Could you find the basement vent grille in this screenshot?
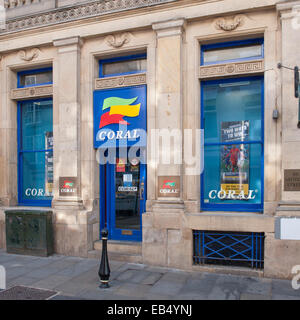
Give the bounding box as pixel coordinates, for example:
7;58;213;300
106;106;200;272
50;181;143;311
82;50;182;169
193;230;264;269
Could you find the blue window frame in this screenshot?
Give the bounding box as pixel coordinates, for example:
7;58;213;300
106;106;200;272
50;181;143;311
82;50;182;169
201;38;264;66
17;67;53;88
201;76;264;212
99;54;147;78
18;98;53;207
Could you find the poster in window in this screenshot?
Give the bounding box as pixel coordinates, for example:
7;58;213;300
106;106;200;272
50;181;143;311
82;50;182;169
45;131;53;196
220;121;250;196
116;158;126;173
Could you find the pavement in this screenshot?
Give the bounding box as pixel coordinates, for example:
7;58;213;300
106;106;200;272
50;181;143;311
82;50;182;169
0;249;300;300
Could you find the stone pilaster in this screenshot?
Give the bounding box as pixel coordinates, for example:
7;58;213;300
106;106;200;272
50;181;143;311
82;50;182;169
263;1;300;279
277;2;300;209
52;36;83;209
142;19;189;269
152;18;185;204
0;56;18;207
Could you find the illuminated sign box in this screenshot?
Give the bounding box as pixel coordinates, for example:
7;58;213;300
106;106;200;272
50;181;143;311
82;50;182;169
93;85;147;149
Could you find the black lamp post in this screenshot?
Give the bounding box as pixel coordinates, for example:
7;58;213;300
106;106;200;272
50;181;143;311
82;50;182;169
295;66;299;99
98;228;110;288
294;67;300;128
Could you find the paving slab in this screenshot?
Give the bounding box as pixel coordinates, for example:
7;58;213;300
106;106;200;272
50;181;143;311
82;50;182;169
115;283;151;299
271;279;300;297
1;250;299;300
116;269;137;282
240;277;272;296
181;276;217;296
240;293;271;300
77;288;112;300
271;294;300;300
56;260;99;278
53;267;102;296
144;293;177;300
140;272;163;285
214;274;251;298
5;266;33;281
108;260;127;272
176;292;209;300
50;295;86;300
7;276;40;288
149;279;186;297
159;271;189;284
30;275;74;290
23;266;65;280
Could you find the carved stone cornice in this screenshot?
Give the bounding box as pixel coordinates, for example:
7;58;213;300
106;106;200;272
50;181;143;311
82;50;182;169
152;18;186;38
214;15;245;32
95;73;146;90
11;84;53;100
105;32;132;48
18;48;40;61
199;60;264;79
1;0;178;35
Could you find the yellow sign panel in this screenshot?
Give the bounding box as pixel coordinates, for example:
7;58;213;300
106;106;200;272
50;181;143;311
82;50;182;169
221;184;249;195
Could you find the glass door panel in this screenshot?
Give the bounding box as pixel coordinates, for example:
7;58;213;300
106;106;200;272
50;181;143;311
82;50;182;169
115;159;141;230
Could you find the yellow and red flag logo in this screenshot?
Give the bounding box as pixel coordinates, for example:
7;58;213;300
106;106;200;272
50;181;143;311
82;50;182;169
99;97;140;128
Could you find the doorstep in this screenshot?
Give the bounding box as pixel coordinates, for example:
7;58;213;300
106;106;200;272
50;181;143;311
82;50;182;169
88;240;142;264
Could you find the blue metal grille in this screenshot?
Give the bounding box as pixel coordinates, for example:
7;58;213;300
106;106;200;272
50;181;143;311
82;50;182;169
193;230;264;269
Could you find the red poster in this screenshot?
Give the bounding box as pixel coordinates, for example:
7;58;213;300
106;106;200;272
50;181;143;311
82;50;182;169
116;158;126;172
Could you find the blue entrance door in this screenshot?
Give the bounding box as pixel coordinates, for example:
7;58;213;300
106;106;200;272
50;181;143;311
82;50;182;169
101;150;146;241
94;85;147;241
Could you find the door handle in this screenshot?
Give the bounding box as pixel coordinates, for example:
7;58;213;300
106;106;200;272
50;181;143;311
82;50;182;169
140;182;144;200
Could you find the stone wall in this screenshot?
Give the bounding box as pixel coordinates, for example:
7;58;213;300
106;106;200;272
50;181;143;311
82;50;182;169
0;0;299;280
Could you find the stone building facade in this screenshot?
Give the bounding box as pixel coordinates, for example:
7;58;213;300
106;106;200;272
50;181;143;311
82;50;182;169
0;0;300;280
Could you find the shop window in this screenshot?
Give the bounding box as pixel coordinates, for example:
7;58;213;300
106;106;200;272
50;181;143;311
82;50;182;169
201;77;264;212
18;68;53;88
99;54;147;78
201;39;264;65
18;99;53;206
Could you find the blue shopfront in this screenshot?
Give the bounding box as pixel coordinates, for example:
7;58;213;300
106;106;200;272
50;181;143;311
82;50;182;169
17;68;53;207
94;84;147;242
200;39;264;213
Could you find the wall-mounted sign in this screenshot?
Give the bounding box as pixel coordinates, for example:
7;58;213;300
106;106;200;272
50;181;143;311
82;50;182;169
59;177;78;197
284;170;300;191
93;85;147;148
158;176;180;198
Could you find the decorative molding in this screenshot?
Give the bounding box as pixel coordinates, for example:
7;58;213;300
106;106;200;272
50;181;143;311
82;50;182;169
215;15;244;32
1;0;178;35
152;18;186;38
4;0;32;9
11;84;53;100
199;60;264;79
18;48;40;61
105;32;132;48
95;73;146;90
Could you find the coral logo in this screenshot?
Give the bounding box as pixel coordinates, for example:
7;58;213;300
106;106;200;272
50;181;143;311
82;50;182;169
163;180;176;189
99;97;141;129
63;181;74;189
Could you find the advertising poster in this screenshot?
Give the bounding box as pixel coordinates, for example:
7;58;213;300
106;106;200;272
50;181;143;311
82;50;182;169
116;158;126;173
220;121;250;196
45;131;53;196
